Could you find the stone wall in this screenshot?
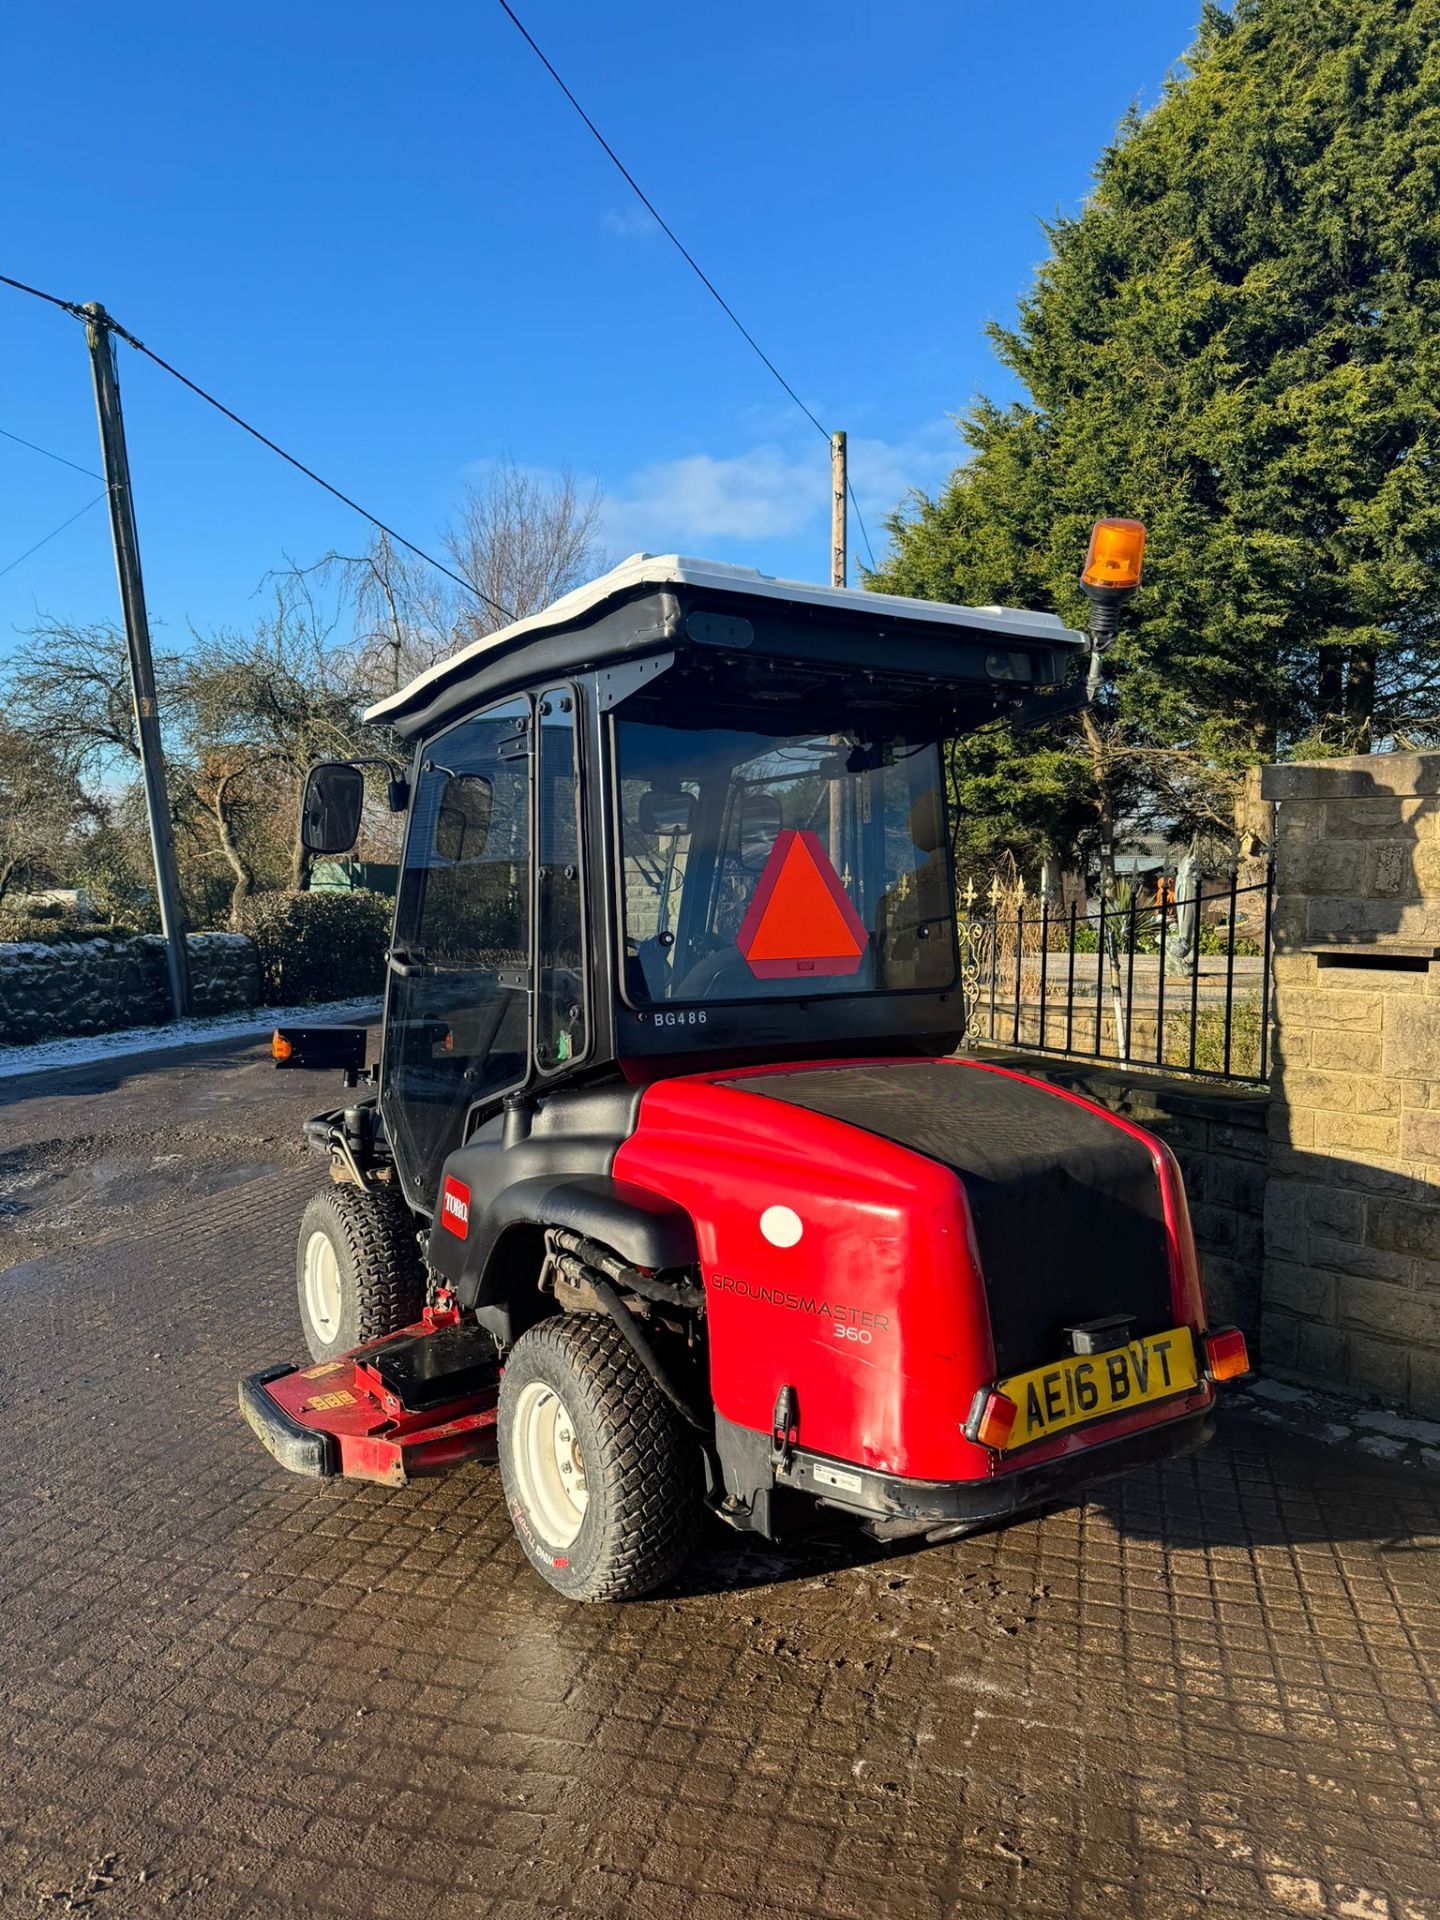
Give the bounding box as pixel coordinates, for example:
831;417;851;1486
976;1051;1269;1341
1261;752;1440;1416
0;933;260;1046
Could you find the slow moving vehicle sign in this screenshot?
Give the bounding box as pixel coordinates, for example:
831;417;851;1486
735;829;869;979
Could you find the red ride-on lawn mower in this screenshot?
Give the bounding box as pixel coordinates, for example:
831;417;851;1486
240;547;1249;1602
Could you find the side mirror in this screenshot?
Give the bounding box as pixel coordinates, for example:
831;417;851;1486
739;791;783;872
434;773;494;863
639;787;694;838
300;762;365;855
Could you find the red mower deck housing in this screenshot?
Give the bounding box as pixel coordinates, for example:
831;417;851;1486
241;1305;498;1488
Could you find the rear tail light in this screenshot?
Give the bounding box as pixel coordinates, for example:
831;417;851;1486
1202;1327;1250;1382
964;1388;1017;1451
271;1031;293;1062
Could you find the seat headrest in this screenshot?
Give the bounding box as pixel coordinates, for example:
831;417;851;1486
908;789;946;855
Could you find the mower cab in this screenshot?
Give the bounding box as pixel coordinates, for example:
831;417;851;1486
240;553;1247;1602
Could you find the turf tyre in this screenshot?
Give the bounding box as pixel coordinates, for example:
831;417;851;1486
295;1184;426;1364
498;1313;701;1602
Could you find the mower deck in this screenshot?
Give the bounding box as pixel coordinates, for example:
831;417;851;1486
239;1307;499;1488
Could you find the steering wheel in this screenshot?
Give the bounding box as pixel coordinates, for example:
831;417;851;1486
672;946;753;1001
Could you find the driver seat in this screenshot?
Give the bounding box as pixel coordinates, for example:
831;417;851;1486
874;790;953;989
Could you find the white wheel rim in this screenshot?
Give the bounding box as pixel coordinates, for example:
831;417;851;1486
303;1229;343;1343
511;1380;589;1548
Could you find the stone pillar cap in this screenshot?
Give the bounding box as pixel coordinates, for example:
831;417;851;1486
1262;753;1440;801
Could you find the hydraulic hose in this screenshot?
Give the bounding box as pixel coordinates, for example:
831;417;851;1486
568;1267;708;1433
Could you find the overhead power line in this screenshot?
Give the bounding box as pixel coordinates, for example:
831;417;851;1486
99;314;515;621
494;0;878;571
0;490;109;581
0;272;515;623
0;424;105;481
495;0;827;439
0;270;87;318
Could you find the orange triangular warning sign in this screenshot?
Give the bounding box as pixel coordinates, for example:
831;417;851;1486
736;829;869;979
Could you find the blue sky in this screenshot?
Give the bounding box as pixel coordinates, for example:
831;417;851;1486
1;1;1203;655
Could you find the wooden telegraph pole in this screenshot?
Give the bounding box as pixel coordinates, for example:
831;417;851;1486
827;431;849;868
830;430;847;589
85;303;193;1019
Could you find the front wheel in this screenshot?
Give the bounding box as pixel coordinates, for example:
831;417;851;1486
498;1314;701;1602
295;1183;426;1364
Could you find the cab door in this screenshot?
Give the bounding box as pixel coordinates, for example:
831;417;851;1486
380;695;532;1213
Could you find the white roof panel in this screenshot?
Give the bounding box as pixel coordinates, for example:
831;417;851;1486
365;552;1085;725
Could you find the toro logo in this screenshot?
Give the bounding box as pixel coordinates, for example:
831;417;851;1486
440;1175;471;1238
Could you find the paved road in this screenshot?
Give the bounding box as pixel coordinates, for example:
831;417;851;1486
1;1041;1438;1920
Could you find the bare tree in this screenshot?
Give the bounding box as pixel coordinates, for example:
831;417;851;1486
184;572;375;908
10;594;379;923
288;463;606;723
444;460;605;648
6;619;184;779
7;462;605;925
287;533;453;704
0;722;100;906
5;621;206;917
309;463;606;701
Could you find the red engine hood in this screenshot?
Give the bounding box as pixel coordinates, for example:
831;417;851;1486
613;1057;1204;1483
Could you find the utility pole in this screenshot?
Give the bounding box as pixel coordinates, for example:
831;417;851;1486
830;430;847;590
85;303;192;1019
826;431;850;868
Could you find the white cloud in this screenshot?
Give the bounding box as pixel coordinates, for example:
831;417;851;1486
601;418;963;566
602;445;821;551
847;418;963;520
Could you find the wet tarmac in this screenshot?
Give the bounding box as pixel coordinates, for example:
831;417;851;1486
1;1040;1437;1919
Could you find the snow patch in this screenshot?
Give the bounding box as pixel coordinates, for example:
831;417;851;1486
1245;1379;1312;1405
1353;1407;1440;1446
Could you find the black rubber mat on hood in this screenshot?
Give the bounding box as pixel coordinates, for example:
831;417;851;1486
721;1060;1173;1376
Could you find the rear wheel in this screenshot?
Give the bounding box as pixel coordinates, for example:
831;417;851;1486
295;1184;426;1364
498;1313;701;1602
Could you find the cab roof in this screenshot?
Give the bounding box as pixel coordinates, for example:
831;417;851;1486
366;552;1085;737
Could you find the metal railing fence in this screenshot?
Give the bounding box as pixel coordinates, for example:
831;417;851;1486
957;862;1274;1085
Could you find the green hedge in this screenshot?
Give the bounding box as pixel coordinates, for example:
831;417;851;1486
235;888;391;1005
0;910;145;945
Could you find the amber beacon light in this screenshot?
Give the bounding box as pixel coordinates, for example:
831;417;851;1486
1081;517;1146;593
1079;517;1146;671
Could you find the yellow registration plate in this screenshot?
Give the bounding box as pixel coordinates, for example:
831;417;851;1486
997;1327;1197;1451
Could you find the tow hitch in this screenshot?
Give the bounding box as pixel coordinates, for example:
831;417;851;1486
239;1304;499;1488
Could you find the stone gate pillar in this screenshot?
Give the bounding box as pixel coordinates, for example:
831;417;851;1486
1261;753;1440;1415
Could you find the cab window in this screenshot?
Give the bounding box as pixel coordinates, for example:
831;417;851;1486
616;720;956;1005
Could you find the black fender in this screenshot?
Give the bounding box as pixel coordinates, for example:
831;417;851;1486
431;1171;699;1343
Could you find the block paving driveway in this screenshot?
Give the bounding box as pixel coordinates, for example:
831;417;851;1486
1;1039;1437;1920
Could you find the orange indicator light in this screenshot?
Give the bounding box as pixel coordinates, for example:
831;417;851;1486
1202;1327;1250;1382
964;1388;1018;1452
